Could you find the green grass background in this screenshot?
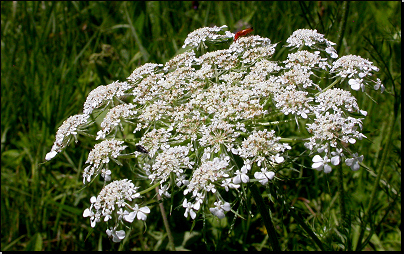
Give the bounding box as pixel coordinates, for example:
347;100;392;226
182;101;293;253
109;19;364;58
1;1;401;251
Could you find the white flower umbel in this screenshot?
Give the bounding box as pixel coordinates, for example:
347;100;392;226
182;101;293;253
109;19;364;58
46;26;385;242
96;104;137;140
283;50;330;71
184;152;231;198
314;88;363;114
285;29;338;58
229;35;273;55
83;139;127;183
83;81;132;115
130;72;165;106
197;49;238;70
273;86;313;118
136;128;172;158
181;152;235;218
330;55;383;92
127;63;163;84
148;145;194;186
241;44;277;64
198;117;240;153
45;114;90;161
182;25;233;49
278;67;320;90
236;129;291;168
305;111;366;151
83;179;148;238
164;51;197;71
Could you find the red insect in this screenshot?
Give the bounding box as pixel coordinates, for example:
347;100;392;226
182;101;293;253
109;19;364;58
234;27;254;42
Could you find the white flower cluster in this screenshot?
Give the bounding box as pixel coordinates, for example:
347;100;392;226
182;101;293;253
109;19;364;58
83;179;150;242
46;26;384;242
45;114;89;161
330;55;385;92
182;25;234;49
286;29;338;58
234;129;291;167
83;139;127;184
148;145;194;186
96;104;137;140
83;81;132;115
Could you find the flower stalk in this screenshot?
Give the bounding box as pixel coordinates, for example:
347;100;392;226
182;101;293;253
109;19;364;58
355;112;394;250
250;183;281;251
156;186;175;251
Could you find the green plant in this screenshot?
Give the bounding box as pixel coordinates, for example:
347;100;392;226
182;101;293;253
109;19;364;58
44;25;389;251
1;2;400;251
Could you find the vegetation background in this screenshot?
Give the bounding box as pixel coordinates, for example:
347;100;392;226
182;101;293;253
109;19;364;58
1;1;401;251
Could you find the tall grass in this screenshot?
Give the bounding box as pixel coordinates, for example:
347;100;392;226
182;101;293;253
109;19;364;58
1;1;400;251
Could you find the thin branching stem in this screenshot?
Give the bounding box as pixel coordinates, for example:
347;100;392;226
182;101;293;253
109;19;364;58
155;186;175;251
250;183;281;251
355;111;395;250
336;1;350;54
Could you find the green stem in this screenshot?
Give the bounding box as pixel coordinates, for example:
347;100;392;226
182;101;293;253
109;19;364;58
315;77;343;97
336;164;347;224
279;137;307;143
336;1;350;54
336;163;352;250
139;181;160;195
250;183;281;251
258;119;294;126
155;186;175;251
355;112;395;250
288;207;326;251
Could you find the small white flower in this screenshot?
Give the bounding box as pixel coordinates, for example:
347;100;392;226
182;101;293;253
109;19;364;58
233;165;250;184
45;151;57;161
312;155;332;173
183;199;197;219
348;78;364;91
135;204;150;221
116;208;127;221
83;208;97;227
254;168;275;185
330;148;344;166
209;200;231;219
373;78;385;93
221;178;240;191
124;205;150;222
274;154;285;163
83;196;98;227
123;212;135;223
158;184;171;198
193;193;205;211
345;153;363;171
106;227;126;243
